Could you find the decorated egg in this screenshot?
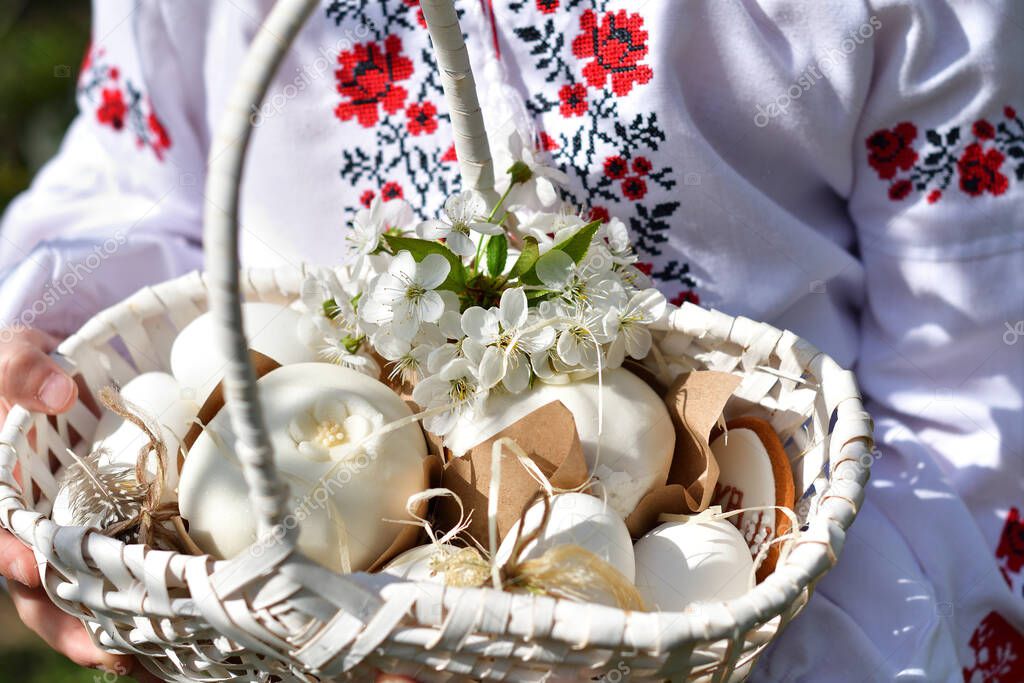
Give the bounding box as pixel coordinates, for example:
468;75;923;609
710;417;795;580
170;302;319;404
178;363;429;573
90;372;199;500
633;513;754;610
445;369;674;517
495;492;635;582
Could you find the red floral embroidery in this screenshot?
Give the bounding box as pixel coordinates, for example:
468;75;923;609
963;611;1024;682
401;0;426;28
571;9;653;97
866;106;1024;202
96;88;126;130
559;83;588;117
405;101;438;136
621;175;647;200
671;290;700;307
381;181;404;200
889;179;913;201
974;119;996;140
865;122;918;180
632;156;652;175
536;0;559;13
77;47;171;161
441;144;458;163
996;507;1024;584
148;113;171;150
604;155;628;179
588;205;610;223
359;189;376;208
334;35;414;127
538;131;559;151
958;143;1009;197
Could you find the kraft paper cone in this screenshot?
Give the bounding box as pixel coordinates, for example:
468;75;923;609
435;400;589;546
624;370;741;538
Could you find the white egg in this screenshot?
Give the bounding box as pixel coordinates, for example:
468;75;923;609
89;372;199;501
178;363;428;573
170;302;319;404
445;369;674;518
495;492;635;582
633;517;754;611
382;543;458;583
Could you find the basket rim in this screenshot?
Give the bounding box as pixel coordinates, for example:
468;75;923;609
0;265;872;655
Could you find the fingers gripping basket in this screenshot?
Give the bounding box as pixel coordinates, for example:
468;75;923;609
0;1;873;680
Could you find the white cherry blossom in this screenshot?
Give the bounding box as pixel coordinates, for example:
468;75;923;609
416;190;502;256
360;250;450;341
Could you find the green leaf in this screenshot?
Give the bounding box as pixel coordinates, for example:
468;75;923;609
552;219;601;264
383;234;466;290
508;236;541;283
486;234;509;276
525;288;555;301
516;221;600;285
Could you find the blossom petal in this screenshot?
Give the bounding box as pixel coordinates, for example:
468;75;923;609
439;310;465;339
631;288;667;321
416;290;446;324
502;353;532;393
470;220;504;236
499;287;528;330
445;190;485;221
535;177;560;207
416;253;452;289
417;219;449;241
556;332;579;366
605;334;626;369
390;302;420;340
461;306;499;344
391;250;417;277
624;325;652;360
446;231;476;257
478;346;505;389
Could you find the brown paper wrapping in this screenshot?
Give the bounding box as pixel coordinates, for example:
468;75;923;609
435;400;590;547
624;370;741;538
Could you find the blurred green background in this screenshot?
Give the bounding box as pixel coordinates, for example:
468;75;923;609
0;2;108;681
0;1;89;213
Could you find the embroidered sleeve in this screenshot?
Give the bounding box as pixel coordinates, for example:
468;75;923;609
0;2;204;336
77;43;172;161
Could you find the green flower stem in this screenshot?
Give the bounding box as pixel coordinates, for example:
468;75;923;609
486;184;515;223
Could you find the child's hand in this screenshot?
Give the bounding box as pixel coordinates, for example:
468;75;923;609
0;327;158;680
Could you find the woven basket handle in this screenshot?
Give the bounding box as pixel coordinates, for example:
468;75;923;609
204;0;494;539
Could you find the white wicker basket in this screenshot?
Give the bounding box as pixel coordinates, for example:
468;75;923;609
0;1;873;680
